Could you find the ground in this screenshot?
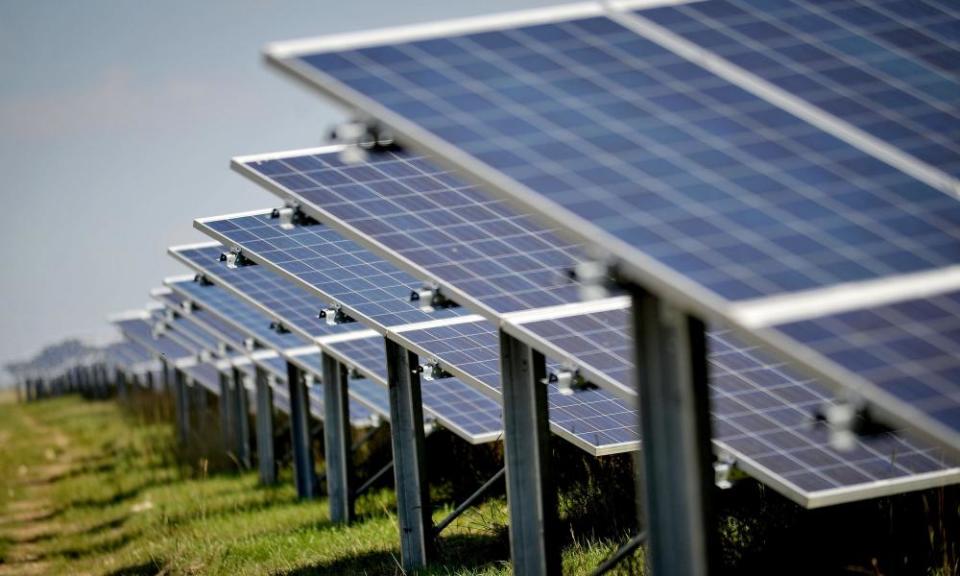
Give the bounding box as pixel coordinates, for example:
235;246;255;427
0;394;637;575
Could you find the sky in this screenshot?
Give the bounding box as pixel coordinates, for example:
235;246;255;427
0;0;562;381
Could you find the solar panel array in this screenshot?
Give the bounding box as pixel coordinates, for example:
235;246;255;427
511;305;959;505
776;289;960;431
637;0;960;179
196;211;638;453
172;239;503;444
198;211;468;327
265;2;960;454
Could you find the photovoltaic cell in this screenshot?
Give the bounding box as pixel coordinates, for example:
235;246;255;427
235;150;587;315
158;309;222;352
197;211;467;329
515;307;959;504
325;333;503;443
398;320;639;453
281;352;390;421
174;240;498;441
776;290;960;434
167;277;308;351
637;0;960;178
184;362;221;395
114;317;193;361
153;289;249;348
173;244;366;340
276;15;960;302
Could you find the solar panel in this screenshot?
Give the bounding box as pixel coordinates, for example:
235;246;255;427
265;7;960;450
193;213;638;451
157;305;223;352
233;150;587;316
323;333;503;443
183;362;222;395
153;288;249;349
196;210;468;329
284;348;391;422
268;17;960;302
174;240;502;443
113;315;194;363
171;243;367;340
636;0;960;181
396;319;639;454
509;305;960;506
775;289;960;434
166;276;308;351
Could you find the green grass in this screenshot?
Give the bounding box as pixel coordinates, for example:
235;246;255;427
0;395;640;575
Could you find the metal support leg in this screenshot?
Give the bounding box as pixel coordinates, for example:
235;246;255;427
232;367;252;469
219;371;233;448
356;459;394;496
500;330;559;576
631;288;717;576
434;466;506;536
322;354;355;523
590;532;648;576
287;362;319;499
255;366;277;486
385;338;431;571
173;368;190;444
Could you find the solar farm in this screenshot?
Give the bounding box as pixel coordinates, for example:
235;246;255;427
5;1;960;574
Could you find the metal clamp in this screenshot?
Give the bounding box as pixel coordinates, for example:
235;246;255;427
420;359;451;381
410;284;458;312
319;305;355;326
330;120;397;164
219;248;253;269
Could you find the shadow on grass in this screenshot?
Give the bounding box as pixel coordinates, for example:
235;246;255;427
106;558;164;576
41;528;140;561
282;533;509;576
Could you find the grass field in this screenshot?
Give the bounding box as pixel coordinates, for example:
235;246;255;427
1;392;958;575
0;394;636;575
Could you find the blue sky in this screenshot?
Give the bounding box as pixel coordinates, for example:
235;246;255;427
0;0;559;379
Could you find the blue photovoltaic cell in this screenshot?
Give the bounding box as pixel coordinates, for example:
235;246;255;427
255;352;382;425
184;362;221;395
167;277;307;351
517;307;958;497
307;383;374;424
160;310;222;352
177;235;500;440
776;290;960;433
174;244;366;340
285;351;392;421
325;334;503;442
325;335;388;383
238;150;586;314
114;317;192;361
638;0;960;177
198;212;467;329
260;355;289;380
154;289;249;348
348;376;392;418
398;320;639;451
287;15;960;301
110;341;153;368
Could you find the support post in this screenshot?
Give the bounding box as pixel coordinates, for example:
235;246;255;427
287;362;319;499
500;331;558;576
173;368;190;443
255;366;277;485
631;288;717;576
116;368;128;403
384;338;431;571
322;354;355;523
232;367;252;469
219;371;233;448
